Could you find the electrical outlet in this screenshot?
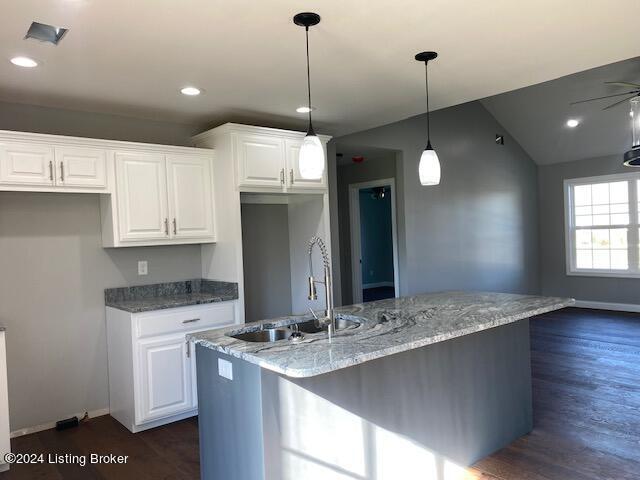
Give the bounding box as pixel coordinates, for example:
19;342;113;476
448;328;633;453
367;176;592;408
137;261;148;276
218;358;233;380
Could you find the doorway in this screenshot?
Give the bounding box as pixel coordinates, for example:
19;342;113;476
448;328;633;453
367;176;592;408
349;178;399;303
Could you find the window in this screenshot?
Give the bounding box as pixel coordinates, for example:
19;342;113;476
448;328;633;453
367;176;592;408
565;173;640;277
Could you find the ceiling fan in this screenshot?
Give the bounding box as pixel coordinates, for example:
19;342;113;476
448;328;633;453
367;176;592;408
571;81;640;110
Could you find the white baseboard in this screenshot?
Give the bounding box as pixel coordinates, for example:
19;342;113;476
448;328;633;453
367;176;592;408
10;407;110;438
363;281;394;289
574;300;640;313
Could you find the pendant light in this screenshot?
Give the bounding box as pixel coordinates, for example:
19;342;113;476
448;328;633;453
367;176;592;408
623;97;640;166
294;12;325;180
415;51;440;186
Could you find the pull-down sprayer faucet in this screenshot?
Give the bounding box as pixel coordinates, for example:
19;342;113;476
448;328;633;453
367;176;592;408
307;236;335;333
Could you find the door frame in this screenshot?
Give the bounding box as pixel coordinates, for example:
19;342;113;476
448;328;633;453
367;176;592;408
348;178;399;303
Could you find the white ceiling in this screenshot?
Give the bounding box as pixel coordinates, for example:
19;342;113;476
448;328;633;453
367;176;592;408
2;0;640;136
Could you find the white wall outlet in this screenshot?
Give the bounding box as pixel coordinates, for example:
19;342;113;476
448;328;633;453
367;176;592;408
218;358;233;380
137;260;148;276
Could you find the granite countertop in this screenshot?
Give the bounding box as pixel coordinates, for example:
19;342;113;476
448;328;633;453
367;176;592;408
189;291;573;378
105;279;238;313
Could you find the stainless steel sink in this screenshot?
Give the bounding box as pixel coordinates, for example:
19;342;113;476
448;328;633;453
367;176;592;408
230;327;291;343
228;317;363;343
295;317;361;334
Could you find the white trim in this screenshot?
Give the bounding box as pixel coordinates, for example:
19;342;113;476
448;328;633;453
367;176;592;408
10;407;110;438
564;173;640;278
574;300;640;313
363;281;395;289
348;178;400;303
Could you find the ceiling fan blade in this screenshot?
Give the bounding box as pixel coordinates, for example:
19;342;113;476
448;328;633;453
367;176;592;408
603;94;639;110
570;90;640;105
605;81;640;88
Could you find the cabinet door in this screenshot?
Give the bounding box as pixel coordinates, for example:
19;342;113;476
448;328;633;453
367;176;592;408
166;155;215;239
285;138;327;190
234;133;285;188
115;152;169;242
55;146;107;189
137;335;193;423
0;143;54;186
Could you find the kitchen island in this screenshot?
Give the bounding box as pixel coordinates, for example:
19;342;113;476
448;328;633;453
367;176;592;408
190;291;572;480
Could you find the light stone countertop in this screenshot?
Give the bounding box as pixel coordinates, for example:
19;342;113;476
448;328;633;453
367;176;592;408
189;291;574;378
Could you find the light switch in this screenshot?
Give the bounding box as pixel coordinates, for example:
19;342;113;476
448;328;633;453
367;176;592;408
218;358;233;380
137;261;148;275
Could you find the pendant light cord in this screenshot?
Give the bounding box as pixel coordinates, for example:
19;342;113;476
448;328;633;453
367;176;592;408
305;27;314;133
425;62;431;146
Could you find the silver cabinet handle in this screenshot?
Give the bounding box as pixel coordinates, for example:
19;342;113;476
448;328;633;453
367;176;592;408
290;169;294;185
60;161;64;182
49;161;53;181
186;339;191;358
280;168;285;185
182;318;200;324
173;218;177;235
164;218;169;235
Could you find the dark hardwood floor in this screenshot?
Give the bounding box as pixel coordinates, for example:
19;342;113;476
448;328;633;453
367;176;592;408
3;307;639;479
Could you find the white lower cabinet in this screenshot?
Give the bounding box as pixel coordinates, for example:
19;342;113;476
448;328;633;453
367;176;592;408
106;302;236;433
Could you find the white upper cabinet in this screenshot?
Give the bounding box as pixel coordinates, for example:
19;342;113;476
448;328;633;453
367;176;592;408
166;155;215;239
285;138;327;190
235;133;286;189
115;152;169;242
55;146;107;189
196;124;331;193
0;142;54;186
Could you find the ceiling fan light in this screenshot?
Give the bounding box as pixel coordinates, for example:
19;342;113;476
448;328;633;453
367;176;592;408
299;133;325;179
419;148;440;185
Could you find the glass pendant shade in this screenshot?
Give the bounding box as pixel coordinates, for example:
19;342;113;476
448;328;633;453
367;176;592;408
419;147;441;185
299;133;325;179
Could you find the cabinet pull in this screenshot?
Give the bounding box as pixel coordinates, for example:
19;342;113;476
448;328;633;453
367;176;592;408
60;161;65;182
164;218;169;235
186;340;191;358
182;318;200;324
49;161;53;181
173;218;177;235
290;169;294;185
280;168;285;185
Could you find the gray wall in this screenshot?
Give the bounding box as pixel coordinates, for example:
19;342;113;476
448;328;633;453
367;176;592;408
336;157;398;305
0;101;203;431
0;192;202;431
0;100;199;146
332;101;540;298
241;203;292;322
538;153;640;303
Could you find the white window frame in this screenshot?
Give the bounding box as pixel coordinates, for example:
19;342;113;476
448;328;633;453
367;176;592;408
564;172;640;278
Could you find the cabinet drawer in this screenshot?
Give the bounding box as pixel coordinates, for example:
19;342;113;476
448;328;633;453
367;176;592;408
135;302;235;339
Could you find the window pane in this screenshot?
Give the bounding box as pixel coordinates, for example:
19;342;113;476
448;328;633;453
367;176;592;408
592;230;610;249
576;250;593;269
576;215;593;227
593;214;609;226
593;250;610;269
609;181;628;204
593;205;609;215
611;213;629;225
576;230;592;248
592;183;609;205
575;206;592;215
574;185;591;206
611;250;628;269
610;228;628;248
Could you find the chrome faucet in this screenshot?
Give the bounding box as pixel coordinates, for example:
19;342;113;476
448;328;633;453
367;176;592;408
307;236;335;332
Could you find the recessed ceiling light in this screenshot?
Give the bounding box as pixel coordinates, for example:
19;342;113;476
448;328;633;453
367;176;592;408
10;56;38;68
180;86;201;96
566;119;579;128
296;106;315;113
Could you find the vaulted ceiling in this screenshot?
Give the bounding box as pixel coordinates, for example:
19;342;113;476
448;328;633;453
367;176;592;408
482;57;640;165
2;0;639;136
